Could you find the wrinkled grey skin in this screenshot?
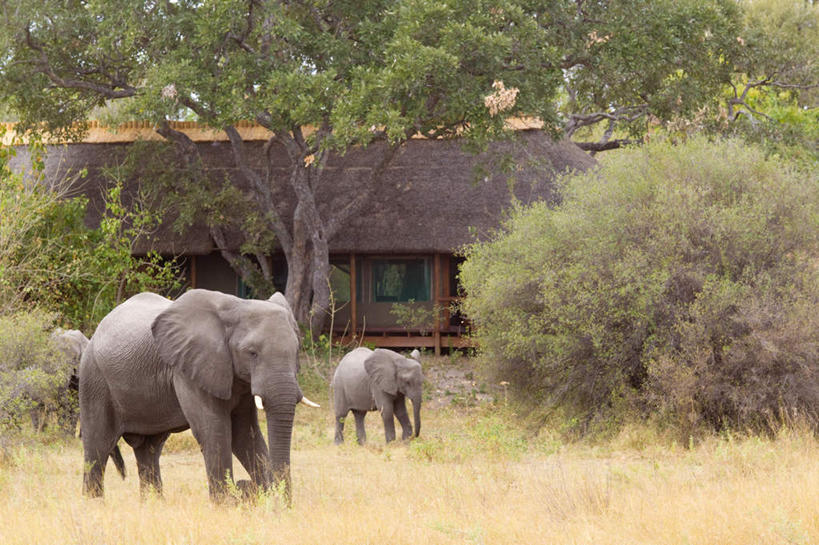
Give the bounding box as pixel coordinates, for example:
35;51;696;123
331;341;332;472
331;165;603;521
79;289;303;502
332;348;423;444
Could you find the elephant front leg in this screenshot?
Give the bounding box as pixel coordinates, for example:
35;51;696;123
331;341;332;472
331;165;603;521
195;422;234;501
393;397;413;440
231;400;270;490
174;378;234;502
379;404;396;443
352;410;368;445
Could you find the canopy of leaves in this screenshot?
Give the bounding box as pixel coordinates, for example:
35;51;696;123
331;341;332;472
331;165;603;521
460;137;819;436
549;0;741;136
0;0;562;145
720;0;819;159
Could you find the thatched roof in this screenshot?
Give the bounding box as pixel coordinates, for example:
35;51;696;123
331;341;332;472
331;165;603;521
15;128;596;255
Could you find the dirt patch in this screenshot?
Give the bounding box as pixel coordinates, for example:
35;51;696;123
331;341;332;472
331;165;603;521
422;357;498;409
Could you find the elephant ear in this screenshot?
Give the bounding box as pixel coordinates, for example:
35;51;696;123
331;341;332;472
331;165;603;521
364;349;398;396
152;290;233;400
268;292;300;342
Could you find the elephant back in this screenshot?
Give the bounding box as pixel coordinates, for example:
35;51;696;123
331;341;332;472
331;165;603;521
332;348;376;412
83;292;183;431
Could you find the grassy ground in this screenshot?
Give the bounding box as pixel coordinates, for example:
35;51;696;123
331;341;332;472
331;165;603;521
2;357;818;544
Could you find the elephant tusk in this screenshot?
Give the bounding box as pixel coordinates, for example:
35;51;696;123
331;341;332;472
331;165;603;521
300;396;320;408
254;395;264;410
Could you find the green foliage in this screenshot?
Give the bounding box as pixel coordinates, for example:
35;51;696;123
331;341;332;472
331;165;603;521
1;0;814;329
0;0;567;326
554;0;740;126
713;0;819;161
0;311;68;431
0;134;181;330
389;300;443;336
460;137;819;435
0;0;561;146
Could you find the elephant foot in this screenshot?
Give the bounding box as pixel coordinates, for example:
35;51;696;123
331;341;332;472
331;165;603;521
236;479;257;500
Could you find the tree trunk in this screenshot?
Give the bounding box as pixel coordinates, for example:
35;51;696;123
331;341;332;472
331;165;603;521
214;125;403;336
284;246;311;325
308;234;332;334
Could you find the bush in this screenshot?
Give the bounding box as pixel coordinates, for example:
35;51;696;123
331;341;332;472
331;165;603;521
460;137;819;435
0;310;74;431
0;132;181;330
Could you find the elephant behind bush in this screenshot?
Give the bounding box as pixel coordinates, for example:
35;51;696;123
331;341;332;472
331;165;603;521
0;312;77;432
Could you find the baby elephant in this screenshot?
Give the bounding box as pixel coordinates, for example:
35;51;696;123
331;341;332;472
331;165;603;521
332;348;423;444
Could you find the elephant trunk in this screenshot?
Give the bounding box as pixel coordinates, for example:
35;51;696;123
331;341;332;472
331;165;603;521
412;397;422;438
255;373;299;505
265;401;295;505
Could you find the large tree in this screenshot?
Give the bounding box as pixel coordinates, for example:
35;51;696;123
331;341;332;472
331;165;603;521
0;0;563;329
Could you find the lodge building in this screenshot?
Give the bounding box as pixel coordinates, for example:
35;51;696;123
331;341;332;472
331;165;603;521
10;122;595;353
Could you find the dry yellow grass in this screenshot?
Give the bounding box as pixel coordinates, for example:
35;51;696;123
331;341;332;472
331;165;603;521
2;402;818;545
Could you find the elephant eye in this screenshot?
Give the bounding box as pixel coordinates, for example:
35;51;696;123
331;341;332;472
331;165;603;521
247;349;258;358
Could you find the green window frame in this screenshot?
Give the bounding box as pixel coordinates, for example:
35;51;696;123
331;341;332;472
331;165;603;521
371;258;431;303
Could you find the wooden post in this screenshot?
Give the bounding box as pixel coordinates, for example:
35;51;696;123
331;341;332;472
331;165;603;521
190;255;197;289
433;253;441;356
350;253;358;340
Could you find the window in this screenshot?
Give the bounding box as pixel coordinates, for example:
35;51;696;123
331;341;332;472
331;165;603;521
371;259;430;302
329;263;351;303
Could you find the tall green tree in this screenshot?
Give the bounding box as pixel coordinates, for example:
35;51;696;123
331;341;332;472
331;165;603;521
720;0;819;158
0;0;563;330
538;0;817;153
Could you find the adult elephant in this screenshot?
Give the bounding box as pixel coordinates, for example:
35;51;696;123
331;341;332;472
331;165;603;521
79;289;318;502
332;348;423;445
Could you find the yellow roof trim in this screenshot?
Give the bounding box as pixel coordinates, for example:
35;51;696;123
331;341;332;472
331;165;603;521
1;120;273;145
2;117;544;145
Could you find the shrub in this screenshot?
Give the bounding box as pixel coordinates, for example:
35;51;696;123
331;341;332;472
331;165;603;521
460;137;819;435
0;310;73;431
1;130;182;330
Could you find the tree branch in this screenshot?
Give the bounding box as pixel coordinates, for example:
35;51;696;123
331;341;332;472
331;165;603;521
575;139;640;153
156;121;272;291
564;106;647;138
223;124;293;251
24;26;138;99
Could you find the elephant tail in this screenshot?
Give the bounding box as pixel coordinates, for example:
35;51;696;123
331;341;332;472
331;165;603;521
110;445;126;479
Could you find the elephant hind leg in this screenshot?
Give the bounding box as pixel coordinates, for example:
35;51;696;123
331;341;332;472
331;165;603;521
80;380;120;498
83;431;120;497
83;447;110;498
352;410;368;445
334;410;348;445
131;432;170;497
